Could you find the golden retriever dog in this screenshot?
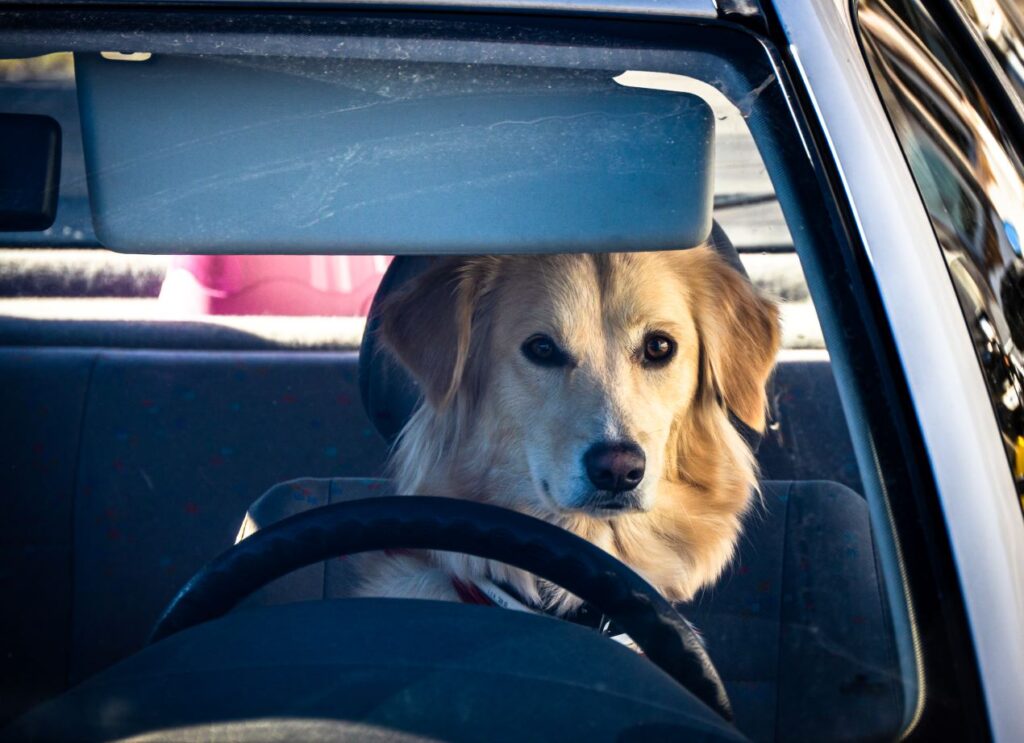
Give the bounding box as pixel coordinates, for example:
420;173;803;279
356;248;779;615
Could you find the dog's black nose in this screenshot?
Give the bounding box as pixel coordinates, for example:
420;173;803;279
584;441;646;492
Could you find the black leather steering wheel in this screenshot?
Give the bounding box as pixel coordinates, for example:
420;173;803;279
151;496;732;721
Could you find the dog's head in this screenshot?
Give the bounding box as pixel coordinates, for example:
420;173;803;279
379;249;779;521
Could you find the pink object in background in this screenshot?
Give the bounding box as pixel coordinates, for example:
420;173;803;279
158;255;392;316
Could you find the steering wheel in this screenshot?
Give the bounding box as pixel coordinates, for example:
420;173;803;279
151;496;732;721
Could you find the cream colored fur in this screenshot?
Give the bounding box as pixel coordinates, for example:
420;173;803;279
355;249;780;613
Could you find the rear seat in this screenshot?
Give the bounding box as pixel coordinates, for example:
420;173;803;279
0;345;858;724
0;347;388;722
759;351;863;493
0;349;94;723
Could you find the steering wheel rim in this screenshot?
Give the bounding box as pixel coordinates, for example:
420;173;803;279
151;496;732;721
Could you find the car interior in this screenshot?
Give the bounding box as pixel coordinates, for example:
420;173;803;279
1;14;920;743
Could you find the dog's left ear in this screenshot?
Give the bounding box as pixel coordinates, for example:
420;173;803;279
377;256;500;410
688;248;781;432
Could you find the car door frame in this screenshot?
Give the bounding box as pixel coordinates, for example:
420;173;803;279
772;0;1024;739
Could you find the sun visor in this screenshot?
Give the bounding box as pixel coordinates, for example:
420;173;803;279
75;54;714;254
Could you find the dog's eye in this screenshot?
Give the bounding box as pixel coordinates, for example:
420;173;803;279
643;334;676;365
522;334;569;367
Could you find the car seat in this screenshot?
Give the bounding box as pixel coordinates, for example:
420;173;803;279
242;232;907;742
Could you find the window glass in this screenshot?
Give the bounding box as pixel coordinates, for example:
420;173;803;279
859;0;1024;512
0;21;920;739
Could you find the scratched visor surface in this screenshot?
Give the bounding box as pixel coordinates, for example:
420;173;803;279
75;54;715;255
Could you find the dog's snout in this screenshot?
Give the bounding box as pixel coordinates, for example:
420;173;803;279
584;441;646;493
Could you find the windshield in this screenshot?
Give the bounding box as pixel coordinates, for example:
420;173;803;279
0;10;924;742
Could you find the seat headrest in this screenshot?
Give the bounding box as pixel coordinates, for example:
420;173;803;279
359;223;759;450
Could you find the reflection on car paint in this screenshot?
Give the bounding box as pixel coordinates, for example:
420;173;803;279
958;0;1024;106
860;0;1024;512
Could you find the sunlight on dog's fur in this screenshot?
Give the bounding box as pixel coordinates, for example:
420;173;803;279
357;248;780;613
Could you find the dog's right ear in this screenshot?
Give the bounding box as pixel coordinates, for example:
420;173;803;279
685;247;780;432
377;256;500;410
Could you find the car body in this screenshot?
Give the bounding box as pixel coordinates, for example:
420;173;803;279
779;5;1024;740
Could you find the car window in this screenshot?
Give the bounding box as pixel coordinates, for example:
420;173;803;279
859;0;1024;514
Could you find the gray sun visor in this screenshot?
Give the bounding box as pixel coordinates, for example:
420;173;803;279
75;54;714;254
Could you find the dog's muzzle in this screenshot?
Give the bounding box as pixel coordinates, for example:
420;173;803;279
581;488;645;513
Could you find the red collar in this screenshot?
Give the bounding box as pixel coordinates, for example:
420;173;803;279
384;550;642;652
451;576;495;605
385;549;495;606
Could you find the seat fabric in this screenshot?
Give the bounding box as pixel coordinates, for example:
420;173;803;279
68;351;389;682
242;477;903;742
682;481;902;742
239;477;395;606
0;349;94;723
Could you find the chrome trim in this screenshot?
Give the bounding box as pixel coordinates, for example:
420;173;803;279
775;0;1024;739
